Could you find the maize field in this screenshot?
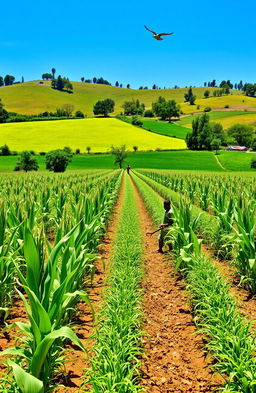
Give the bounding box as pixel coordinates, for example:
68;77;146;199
0;168;256;392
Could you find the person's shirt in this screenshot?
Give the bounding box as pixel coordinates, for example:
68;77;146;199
163;208;174;226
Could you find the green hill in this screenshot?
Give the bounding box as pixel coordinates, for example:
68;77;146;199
0;81;250;116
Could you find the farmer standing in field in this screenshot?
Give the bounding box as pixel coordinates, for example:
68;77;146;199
157;199;174;253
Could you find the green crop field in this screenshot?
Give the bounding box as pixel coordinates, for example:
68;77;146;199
121;117;189;139
0;150;234;172
178;111;256;128
0;81;247;116
0;117;186;153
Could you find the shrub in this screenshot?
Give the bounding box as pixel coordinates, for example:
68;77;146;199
39;152;46;156
251;159;256;168
144;109;154;117
0;144;11;156
46;149;72;173
14;151;39;172
224;105;229;108
204;107;212;112
75;148;80;154
131;117;143;126
75;110;84;118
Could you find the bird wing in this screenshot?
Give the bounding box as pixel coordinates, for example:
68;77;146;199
144;25;157;35
159;32;174;36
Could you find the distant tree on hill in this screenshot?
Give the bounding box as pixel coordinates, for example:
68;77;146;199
127;84;130;89
120;84;123;88
220;80;233;89
96;77;111;85
65;81;73;93
0;99;9;123
110;145;127;168
93;77;97;83
153;97;180;121
210;122;225;143
115;81;119;87
86;146;91;154
122;99;145;116
245;84;256;97
21;76;24;83
75;110;85;118
81;77;85;82
204;82;207;87
152;84;157;89
4;75;15;86
204;90;210;98
133;146;138;153
42;73;52;80
62;104;75;117
56;75;64;91
14;151;39;172
238;80;243;90
52;68;56;79
84;79;92;83
139;86;143;90
184;87;196;105
46;149;72;172
144;109;154;117
0;77;3;87
234;83;238;90
93;98;115;117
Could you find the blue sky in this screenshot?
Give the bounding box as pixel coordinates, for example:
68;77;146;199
0;0;255;88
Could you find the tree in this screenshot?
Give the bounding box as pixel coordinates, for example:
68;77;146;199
227;124;255;147
46;149;72;172
144;109;154;117
52;68;56;79
81;77;85;82
65;82;73;93
21;76;24;83
115;81;119;87
62;104;74;117
93;77;97;83
86;146;91;154
93;98;115;116
4;75;15;86
245;84;256;97
133;146;138;153
110;145;127;168
0;144;11;156
15;151;39;172
204;90;210;98
210;138;221;155
42;73;52;80
152;97;180;121
127;84;130;89
0;99;8;123
186;113;212;150
210;122;225;143
184;87;196;105
131;116;143;126
0;76;3;87
56;75;64;91
122;99;145;116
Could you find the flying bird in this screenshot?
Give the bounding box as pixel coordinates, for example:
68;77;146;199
144;25;174;41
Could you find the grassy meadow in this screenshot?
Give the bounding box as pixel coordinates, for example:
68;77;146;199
0;81;247;116
0;117;186;153
178;110;256;128
2;150;254;172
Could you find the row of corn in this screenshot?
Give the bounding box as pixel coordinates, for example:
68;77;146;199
0;170;121;392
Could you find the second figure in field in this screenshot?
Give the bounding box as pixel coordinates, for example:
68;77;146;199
158;199;174;253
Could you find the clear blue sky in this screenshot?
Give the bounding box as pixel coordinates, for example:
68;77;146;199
0;0;255;89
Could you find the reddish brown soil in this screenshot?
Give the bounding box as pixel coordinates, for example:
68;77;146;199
202;244;256;330
55;176;124;392
131;179;223;393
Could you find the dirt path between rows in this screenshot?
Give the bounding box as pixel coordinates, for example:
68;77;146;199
55;175;124;392
130;177;223;393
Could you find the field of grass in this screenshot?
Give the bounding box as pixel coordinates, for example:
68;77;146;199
178;110;256;128
217;151;256;171
0;81;245;116
0;150;226;172
122;117;189;139
0;117;186;153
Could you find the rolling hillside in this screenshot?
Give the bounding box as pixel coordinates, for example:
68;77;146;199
0;118;186;153
0;80;250;116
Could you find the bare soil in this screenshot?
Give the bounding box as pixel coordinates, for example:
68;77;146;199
131;178;223;393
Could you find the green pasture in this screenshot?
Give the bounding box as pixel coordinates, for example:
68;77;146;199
178;111;256;128
0;118;186;153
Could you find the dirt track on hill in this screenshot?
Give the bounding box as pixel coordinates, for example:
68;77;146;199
131;177;223;393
